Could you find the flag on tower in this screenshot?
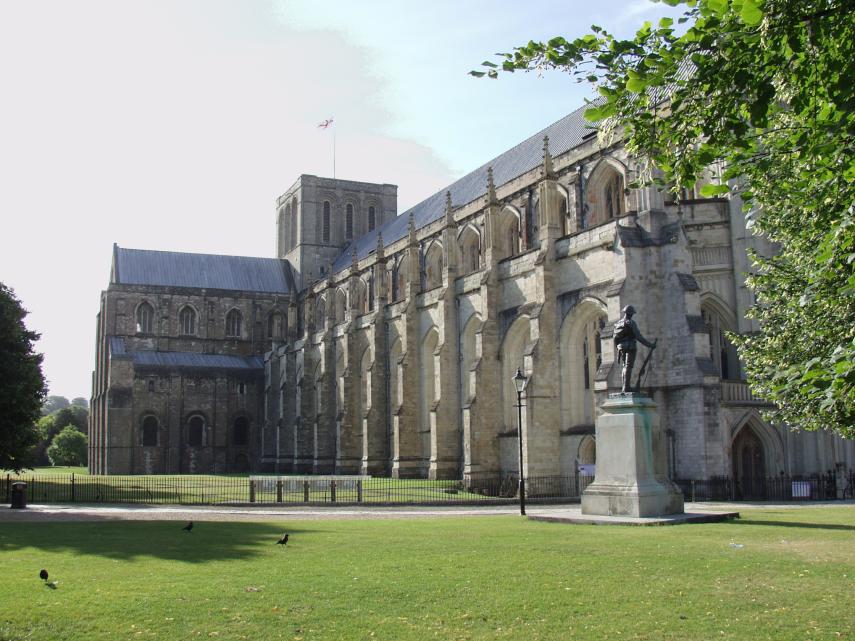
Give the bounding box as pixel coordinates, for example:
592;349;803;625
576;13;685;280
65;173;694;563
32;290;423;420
318;118;334;129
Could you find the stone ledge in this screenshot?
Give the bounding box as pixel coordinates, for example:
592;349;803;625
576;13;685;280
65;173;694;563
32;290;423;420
527;507;738;526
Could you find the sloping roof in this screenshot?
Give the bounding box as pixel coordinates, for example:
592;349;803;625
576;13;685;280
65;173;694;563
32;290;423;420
108;337;263;372
113;246;291;293
332;100;599;272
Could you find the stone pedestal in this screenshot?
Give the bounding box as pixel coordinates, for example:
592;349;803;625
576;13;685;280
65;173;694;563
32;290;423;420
582;394;684;517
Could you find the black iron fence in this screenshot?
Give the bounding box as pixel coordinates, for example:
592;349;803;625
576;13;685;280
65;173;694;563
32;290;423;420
4;472;852;507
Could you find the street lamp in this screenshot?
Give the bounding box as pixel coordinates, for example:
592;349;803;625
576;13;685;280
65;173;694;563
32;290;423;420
513;368;529;516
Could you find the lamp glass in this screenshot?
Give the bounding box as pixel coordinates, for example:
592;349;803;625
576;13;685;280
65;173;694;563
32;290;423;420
513;368;528;393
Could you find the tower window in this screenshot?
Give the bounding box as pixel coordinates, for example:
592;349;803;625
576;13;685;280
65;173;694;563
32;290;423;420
368;206;376;231
346;203;354;240
136;302;154;334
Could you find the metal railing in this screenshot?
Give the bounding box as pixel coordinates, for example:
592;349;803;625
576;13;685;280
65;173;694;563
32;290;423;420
4;472;851;507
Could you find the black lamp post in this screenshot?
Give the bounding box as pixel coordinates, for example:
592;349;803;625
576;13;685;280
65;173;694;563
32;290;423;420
513;368;529;516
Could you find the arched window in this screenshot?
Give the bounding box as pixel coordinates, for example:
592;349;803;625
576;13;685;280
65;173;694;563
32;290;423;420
604;172;624;219
459;227;481;275
290;197;298;250
395;256;409;301
225;309;242;338
582;317;605;390
345;203;354;240
141;416;158;447
322;201;331;243
368;206;376;231
315;297;326;331
424;243;443;290
179;306;196;336
136;302;154;334
702;303;742;380
278;206;287;254
187;415;205;447
334;288;347;323
233;416;249;446
283;203;292;251
267;311;283;339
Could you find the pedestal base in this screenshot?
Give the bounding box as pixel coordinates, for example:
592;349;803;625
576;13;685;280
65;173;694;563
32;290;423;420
582;393;683;518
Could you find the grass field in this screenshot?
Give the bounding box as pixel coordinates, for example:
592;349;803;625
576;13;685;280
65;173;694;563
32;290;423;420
1;507;853;641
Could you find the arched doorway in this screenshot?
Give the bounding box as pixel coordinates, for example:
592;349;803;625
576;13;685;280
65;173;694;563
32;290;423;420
732;425;766;499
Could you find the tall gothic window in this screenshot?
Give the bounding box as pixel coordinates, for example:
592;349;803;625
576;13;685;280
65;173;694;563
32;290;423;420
368;206;376;231
345;203;354;240
267;312;283;339
233;416;249;446
225;309;242;338
322;201;331;243
179;306;196;336
136;302;154;334
604;173;624;219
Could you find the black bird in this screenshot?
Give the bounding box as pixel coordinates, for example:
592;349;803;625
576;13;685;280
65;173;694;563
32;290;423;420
39;569;48;582
276;533;289;546
182;521;193;532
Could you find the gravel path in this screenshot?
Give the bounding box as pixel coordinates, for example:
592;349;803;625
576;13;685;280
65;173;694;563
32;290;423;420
2;500;849;523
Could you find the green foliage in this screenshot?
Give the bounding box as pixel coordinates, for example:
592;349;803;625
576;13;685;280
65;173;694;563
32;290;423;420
46;426;88;466
41;395;70;415
0;510;852;640
0;283;46;471
475;0;855;437
32;405;88;465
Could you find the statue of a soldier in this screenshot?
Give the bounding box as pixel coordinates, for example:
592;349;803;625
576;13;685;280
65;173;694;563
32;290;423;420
613;305;657;393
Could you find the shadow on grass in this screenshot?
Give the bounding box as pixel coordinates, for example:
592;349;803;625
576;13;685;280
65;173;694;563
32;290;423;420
0;520;319;562
732;519;855;531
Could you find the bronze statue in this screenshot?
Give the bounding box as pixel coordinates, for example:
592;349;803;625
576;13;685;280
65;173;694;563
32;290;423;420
613;305;657;393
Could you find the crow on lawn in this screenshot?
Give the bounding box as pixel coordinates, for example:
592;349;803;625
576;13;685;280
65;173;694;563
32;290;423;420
276;533;289;546
182;521;193;532
39;569;48;582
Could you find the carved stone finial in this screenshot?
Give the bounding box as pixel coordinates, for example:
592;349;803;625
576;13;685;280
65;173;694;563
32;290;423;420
351;247;358;271
444;191;454;225
375;232;384;259
408;211;416;244
486;166;497;204
543;135;556;179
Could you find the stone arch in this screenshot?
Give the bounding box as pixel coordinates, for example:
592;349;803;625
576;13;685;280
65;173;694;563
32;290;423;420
225;307;243;338
267;309;285;340
185;413;208;447
460;313;482;405
234;452;250;473
290;196;299;250
278;205;288;254
458;224;481;275
315;295;327;331
578;435;596;466
700;294;741;380
423;241;443;290
499;206;521;259
394;254;410;301
730;412;784;497
352;277;368;316
559;298;608;430
587;158;628;227
360;344;373;416
334;342;346;417
501;316;532;431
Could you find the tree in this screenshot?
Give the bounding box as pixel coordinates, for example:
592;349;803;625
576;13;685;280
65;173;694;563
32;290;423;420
41;395;70;415
71;397;89;409
32;405;89;465
0;283;47;471
46;426;88;466
474;0;855;437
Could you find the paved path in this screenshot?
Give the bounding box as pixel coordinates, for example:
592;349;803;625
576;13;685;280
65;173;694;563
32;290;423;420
2;500;849;523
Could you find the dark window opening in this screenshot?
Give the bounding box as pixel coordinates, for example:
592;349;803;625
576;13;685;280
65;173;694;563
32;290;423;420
142;416;158;447
188;415;204;447
233;417;249;446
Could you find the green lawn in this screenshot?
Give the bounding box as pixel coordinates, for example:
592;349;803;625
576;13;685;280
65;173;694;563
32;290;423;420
0;507;853;641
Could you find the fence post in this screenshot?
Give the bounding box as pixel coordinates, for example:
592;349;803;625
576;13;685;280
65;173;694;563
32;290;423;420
71;474;75;502
357;479;363;503
330;479;336;503
303;480;310;502
5;474;9;503
276;479;283;503
249;479;256;503
691;479;696;503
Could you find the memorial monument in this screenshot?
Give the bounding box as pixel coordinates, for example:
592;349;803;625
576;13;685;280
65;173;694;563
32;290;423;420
581;306;685;518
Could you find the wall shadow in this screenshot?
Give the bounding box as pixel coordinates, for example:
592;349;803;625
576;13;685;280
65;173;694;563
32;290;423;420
731;519;855;532
0;519;318;562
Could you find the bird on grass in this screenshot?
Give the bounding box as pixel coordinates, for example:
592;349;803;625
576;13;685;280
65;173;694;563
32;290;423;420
276;533;289;546
39;569;48;582
182;521;193;532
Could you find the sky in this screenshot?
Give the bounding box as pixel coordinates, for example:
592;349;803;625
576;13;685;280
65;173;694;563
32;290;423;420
0;0;683;401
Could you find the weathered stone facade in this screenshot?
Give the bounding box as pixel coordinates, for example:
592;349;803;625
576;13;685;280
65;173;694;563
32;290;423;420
91;105;855;481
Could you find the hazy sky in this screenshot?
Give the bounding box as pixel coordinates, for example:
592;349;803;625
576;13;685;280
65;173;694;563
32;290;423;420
0;0;681;400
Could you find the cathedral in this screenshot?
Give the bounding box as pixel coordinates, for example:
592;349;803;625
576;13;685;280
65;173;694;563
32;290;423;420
89;102;855;488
